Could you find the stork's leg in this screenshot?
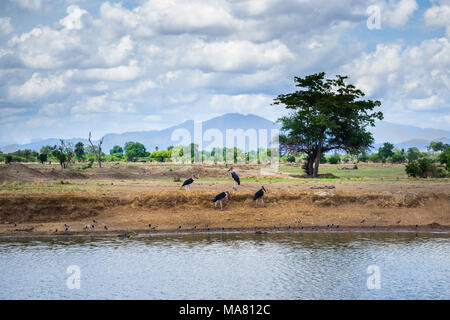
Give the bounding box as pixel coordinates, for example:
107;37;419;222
214;202;217;208
220;201;223;210
233;181;237;191
187;185;190;191
255;199;258;208
261;198;265;207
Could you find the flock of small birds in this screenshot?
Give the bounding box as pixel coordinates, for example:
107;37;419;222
10;218;422;235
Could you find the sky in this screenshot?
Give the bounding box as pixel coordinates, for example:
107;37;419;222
0;0;449;145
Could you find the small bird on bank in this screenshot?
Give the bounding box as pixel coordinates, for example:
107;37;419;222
228;167;240;191
64;224;69;228
253;186;266;208
65;227;69;232
178;225;182;230
148;224;151;228
91;224;95;229
213;191;230;210
396;220;401;224
54;229;58;233
181;175;198;191
93;220;97;224
360;219;366;224
83;225;88;231
104;226;108;230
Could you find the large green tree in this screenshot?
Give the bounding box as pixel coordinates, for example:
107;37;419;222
274;72;383;177
74;142;85;161
124;141;148;162
378;142;395;162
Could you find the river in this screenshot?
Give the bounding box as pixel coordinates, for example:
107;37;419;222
0;232;449;299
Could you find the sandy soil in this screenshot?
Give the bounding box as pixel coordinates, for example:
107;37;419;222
0;163;449;235
0;184;448;235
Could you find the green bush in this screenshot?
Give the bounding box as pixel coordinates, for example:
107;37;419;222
391;152;406;163
439;149;450;171
328;154;340;164
358;153;369;162
286;155;296;163
405;158;446;178
82;159;94;170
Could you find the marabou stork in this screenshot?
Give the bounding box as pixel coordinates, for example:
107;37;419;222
213;191;230;210
228;167;240;190
253;186;266;207
181;175;198;191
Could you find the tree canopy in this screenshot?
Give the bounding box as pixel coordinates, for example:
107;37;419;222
124;141;148;162
274;72;383;177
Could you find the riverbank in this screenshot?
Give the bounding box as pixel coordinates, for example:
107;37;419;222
1;186;449;235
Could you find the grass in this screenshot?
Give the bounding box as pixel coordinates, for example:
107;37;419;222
279;164;409;181
1;162;448;195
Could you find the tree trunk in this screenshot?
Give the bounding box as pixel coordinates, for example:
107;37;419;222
312;143;323;177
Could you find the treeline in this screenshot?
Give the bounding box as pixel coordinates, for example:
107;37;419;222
283;141;450;178
0;140;275;167
1;140;449;178
282;142;438;164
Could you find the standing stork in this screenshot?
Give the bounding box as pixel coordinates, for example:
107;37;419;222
228;167;240;191
180;175;198;191
213;191;230;210
254;186;267;207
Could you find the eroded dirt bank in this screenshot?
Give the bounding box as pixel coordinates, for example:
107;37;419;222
1;189;448;235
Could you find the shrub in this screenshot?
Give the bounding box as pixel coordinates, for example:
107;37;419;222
358;153;369;163
328;154;340;164
391;152;406;163
405;158;446;178
286;155;296;163
439;149;450;171
82;159;94;170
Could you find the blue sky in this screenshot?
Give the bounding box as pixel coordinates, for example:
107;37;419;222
0;0;449;145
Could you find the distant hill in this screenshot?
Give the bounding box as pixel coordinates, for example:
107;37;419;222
1;113;280;153
1;114;448;153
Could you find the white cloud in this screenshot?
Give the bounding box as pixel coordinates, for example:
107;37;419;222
1;0;449;142
78;60;141;81
70;95;135;114
181;40;294;73
59;5;88;30
13;0;42;11
8;72;67;101
373;0;418;29
0;17;13;35
425;3;450;36
0;107;27;116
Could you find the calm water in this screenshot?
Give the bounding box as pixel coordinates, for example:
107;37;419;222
0;232;449;299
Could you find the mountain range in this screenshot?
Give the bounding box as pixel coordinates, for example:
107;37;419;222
1;113;449;153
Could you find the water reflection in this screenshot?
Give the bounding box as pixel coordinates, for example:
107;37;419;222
0;232;449;299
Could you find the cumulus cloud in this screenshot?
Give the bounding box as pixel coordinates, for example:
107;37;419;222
425;1;450;36
13;0;43;11
0;17;13;35
340;36;450;127
59;5;88;30
0;0;449;143
8;72;68;101
373;0;418;29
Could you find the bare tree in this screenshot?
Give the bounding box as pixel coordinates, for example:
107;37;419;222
88;132;104;168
